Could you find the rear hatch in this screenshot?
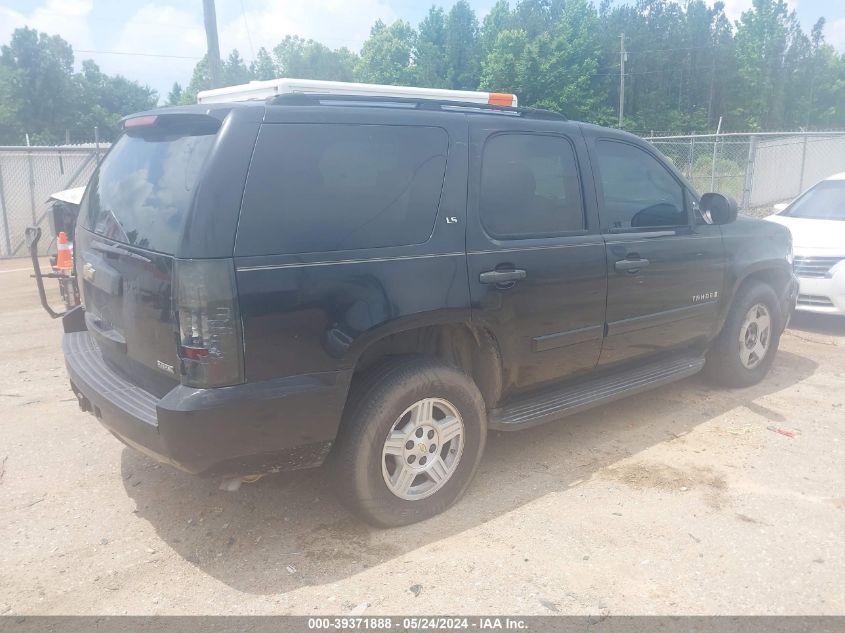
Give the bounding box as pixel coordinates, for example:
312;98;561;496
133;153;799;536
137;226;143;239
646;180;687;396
76;114;221;397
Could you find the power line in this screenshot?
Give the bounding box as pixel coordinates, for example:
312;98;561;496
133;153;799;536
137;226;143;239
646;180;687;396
626;44;714;55
75;49;200;60
239;0;256;61
593;64;717;78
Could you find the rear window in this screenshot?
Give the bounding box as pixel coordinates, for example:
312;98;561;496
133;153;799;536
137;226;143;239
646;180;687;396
236;123;449;255
81;132;215;253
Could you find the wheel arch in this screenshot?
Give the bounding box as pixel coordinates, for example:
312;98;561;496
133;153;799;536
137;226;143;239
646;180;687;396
346;319;504;410
719;261;793;335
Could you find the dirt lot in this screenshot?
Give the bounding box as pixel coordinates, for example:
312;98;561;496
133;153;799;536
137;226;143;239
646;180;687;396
1;257;843;616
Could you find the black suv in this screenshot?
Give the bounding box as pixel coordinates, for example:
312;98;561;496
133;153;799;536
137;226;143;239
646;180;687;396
63;94;797;526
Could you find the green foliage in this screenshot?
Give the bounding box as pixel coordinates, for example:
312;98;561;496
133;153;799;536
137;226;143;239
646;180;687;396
179;55;209;105
481;0;513;56
249;47;276;81
355;20;417;85
165;82;183;106
444;0;481;89
0;27;156;144
415;7;448;87
178;49;260;104
480;28;530;94
0;64;23;142
222;50;251;86
73;60;158;139
273;36;357;81
733;0;802;129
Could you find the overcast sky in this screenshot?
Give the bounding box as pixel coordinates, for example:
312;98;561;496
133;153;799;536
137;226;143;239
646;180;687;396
2;0;844;101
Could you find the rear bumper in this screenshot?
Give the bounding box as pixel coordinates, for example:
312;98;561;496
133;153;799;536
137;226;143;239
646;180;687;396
63;330;349;476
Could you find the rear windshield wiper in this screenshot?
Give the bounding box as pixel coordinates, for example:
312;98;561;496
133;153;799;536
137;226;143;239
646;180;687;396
90;241;152;263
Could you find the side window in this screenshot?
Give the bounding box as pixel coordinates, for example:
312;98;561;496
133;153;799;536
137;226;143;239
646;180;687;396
480;133;584;239
237;124;448;255
595;140;687;230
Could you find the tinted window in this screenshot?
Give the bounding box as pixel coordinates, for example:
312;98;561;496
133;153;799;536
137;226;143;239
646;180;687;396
237;124;448;255
595;140;687;230
783;180;845;220
82;132;215;253
480;133;584;238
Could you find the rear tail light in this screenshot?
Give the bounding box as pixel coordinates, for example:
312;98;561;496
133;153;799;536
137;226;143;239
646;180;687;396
123;115;158;129
174;259;244;388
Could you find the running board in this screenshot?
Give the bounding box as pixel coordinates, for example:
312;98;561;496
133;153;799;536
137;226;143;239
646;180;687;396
489;353;706;430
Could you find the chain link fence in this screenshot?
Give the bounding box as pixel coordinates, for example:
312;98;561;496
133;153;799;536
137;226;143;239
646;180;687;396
0;145;106;258
647;131;845;213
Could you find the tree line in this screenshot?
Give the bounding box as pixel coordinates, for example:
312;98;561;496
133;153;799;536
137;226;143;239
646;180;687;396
173;0;845;133
1;0;844;145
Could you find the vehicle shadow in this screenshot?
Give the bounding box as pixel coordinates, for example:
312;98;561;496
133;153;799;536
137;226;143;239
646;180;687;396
122;350;818;595
788;312;845;337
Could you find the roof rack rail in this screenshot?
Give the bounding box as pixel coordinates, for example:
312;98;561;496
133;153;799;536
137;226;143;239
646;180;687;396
267;92;567;121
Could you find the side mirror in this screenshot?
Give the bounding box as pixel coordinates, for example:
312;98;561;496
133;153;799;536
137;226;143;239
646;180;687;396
700;192;738;225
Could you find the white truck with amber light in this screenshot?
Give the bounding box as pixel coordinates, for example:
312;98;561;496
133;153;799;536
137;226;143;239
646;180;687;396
197;77;518;107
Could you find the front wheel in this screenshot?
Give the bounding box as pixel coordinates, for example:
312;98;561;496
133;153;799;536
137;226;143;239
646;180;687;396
705;281;782;388
331;357;487;527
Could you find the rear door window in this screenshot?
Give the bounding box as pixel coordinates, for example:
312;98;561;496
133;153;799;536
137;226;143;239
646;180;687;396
479;133;585;238
82;132;215;253
236;124;449;255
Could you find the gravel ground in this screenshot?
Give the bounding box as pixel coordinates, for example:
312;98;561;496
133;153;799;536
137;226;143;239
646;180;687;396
1;257;843;616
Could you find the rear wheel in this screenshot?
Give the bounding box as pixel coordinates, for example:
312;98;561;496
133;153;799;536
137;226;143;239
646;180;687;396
331;356;486;527
705;281;781;388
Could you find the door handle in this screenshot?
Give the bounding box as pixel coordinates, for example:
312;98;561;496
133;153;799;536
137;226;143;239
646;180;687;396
479;269;527;285
614;258;650;273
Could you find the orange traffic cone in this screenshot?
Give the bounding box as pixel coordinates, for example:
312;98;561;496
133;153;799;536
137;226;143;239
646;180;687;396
56;231;73;272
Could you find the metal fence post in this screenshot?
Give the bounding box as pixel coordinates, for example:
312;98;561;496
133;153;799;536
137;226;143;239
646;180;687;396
741;135;758;210
710;139;716;191
710;117;723;192
26;147;37;224
798;135;809;193
686;134;695;178
0;159;10;256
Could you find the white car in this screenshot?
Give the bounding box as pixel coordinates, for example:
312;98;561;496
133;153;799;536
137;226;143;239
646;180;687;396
765;173;845;316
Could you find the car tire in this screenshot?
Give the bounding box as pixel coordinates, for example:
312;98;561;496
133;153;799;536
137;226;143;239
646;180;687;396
705;281;782;388
330;356;487;527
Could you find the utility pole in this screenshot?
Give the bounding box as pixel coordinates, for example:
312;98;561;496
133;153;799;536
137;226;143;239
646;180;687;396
707;48;716;127
710;115;722;192
202;0;222;89
618;33;626;129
